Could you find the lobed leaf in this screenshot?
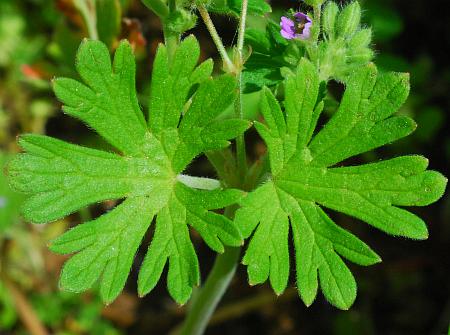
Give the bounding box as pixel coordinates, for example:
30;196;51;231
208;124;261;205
7;134;172;223
236;59;447;309
242;21;289;93
50;197;154;303
53;40;147;156
138;193;199;304
309;64;413;167
149;35;213;136
8;37;247;304
138;183;243;303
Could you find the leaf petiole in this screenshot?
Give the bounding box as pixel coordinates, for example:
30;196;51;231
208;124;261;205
198;5;236;73
177;175;221;191
179;246;241;335
234;0;249;178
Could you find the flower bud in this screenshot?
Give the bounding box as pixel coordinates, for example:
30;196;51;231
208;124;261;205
303;0;326;7
348;28;372;48
322;1;339;39
336;2;361;38
280;12;312;40
347;48;374;64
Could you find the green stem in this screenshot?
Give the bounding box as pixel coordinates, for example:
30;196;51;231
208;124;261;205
198;5;236;73
163;0;180;63
163;28;180;63
177;175;221;191
236;0;248;54
141;0;176;61
234;75;247;177
179;247;241;335
234;0;249;177
178;3;250;334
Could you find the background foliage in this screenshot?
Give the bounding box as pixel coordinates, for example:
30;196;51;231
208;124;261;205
0;0;449;334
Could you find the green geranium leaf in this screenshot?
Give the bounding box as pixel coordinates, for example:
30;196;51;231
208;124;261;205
7;36;249;304
243;21;290;93
235;59;447;309
96;0;122;47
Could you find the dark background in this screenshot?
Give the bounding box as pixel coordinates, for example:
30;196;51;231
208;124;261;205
0;0;448;334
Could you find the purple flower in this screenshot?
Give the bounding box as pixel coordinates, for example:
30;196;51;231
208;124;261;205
280;12;312;40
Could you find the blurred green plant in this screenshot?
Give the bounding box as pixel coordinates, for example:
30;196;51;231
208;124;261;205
0;153;23;232
0;281;17;331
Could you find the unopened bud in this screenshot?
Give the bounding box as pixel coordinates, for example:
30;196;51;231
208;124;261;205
347;48;374;64
349;28;372;48
322;2;339;39
336;2;361;38
303;0;326;7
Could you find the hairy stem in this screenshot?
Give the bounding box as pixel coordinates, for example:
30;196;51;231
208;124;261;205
234;77;247;177
163;29;180;63
178;247;241;335
234;0;249;177
141;0;176;60
236;0;248;53
198;5;236;73
163;0;180;63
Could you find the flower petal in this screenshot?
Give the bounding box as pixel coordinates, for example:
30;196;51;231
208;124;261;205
294;12;312;23
281;29;295;39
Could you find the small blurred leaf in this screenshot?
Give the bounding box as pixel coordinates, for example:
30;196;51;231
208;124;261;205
48;20;82;74
243;21;291;92
0;3;25;66
96;0;122;48
0;281;17;330
365;2;403;42
415;107;444;143
209;0;271;17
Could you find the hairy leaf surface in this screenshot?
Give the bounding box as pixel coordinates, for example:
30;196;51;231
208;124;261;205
235;59;447;309
8;37;249;304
